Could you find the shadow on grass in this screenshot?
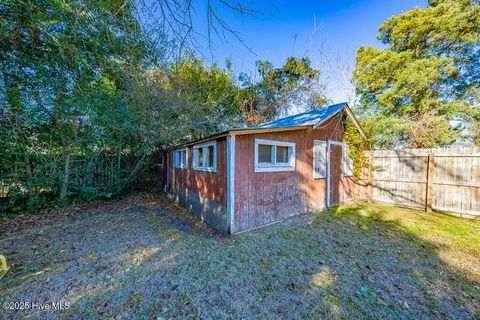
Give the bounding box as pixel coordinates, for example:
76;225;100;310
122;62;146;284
124;201;480;319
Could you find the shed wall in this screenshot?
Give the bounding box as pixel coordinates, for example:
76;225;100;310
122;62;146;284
232;114;354;233
166;137;228;234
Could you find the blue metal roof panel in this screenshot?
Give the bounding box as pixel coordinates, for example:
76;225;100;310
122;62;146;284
167;103;350;149
252;102;346;129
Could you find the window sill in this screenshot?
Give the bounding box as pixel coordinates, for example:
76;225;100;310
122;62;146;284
174;167;188;170
254;166;295;173
193;166;216;173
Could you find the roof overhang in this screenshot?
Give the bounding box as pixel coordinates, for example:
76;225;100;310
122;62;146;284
228;125;310;136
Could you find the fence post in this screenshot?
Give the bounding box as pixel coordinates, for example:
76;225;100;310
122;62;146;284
367;151;373;203
425;151;435;213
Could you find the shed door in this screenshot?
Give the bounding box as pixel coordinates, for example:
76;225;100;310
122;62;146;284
328;141;343;207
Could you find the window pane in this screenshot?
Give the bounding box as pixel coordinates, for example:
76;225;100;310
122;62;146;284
276;146;289;163
197;148;203;167
258;144;272;163
206;145;214;167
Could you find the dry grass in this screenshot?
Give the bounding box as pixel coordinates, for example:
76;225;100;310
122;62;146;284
0;193;479;319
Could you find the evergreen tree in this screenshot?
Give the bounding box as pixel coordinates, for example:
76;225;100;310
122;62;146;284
353;0;480;147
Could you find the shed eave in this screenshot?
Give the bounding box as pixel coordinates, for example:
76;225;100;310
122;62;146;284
311;103;367;140
168;125;312;150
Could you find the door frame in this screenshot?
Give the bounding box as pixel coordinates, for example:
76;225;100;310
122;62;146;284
326;140;343;208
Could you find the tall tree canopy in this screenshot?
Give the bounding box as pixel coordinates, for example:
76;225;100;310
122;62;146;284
353;0;480;148
239;57;328;125
130;58;243;149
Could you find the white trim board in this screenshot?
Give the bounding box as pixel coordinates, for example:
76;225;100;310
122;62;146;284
227;135;236;233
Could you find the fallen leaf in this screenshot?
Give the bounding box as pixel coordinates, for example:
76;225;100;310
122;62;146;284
85;255;97;262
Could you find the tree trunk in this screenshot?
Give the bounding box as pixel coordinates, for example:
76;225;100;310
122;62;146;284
119;146;149;192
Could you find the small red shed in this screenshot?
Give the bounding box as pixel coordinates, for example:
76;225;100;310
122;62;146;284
163;102;366;234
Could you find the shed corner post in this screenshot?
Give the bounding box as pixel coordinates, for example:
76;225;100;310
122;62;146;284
426;149;435;214
227;134;236;234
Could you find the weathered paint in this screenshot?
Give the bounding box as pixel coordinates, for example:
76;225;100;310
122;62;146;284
162;113;356;234
328;142;343;207
232;113;354;233
166;137;228;234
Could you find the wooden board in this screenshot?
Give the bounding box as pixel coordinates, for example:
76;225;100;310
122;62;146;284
233;114;348;233
358;148;480;217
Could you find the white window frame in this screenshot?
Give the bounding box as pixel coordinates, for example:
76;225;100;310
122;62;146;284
254;138;296;173
174;148;188;169
313;140;327;179
193;141;217;172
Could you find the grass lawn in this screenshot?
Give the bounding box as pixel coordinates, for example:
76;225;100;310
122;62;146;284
0;192;479;319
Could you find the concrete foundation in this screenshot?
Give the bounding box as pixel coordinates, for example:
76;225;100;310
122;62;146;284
175;188;229;235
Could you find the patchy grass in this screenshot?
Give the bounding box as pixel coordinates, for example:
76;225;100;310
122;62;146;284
328;204;480;281
0;193;479;319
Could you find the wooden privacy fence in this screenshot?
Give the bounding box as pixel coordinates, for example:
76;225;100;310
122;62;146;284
357;147;480;218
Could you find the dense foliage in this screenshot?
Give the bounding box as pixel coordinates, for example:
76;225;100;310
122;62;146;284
0;1;330;213
0;0;153;211
353;0;480;148
343;116;370;179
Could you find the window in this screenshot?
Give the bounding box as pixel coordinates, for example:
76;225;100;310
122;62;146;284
344;144;354;177
254;139;295;172
197;147;203;167
313;140;327;179
174;148;188;169
193;141;216;172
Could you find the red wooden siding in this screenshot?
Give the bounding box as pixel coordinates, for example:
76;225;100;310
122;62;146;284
167;137;227;206
233;114;354;233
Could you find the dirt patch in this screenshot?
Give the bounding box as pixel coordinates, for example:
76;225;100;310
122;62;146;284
0;192;478;319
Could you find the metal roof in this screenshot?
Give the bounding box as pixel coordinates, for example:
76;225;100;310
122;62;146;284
251;102;347;129
168;102;367;149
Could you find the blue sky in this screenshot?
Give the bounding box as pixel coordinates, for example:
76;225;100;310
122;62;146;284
194;0;425;103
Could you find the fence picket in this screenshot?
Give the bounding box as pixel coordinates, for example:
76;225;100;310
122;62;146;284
359;147;480;218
